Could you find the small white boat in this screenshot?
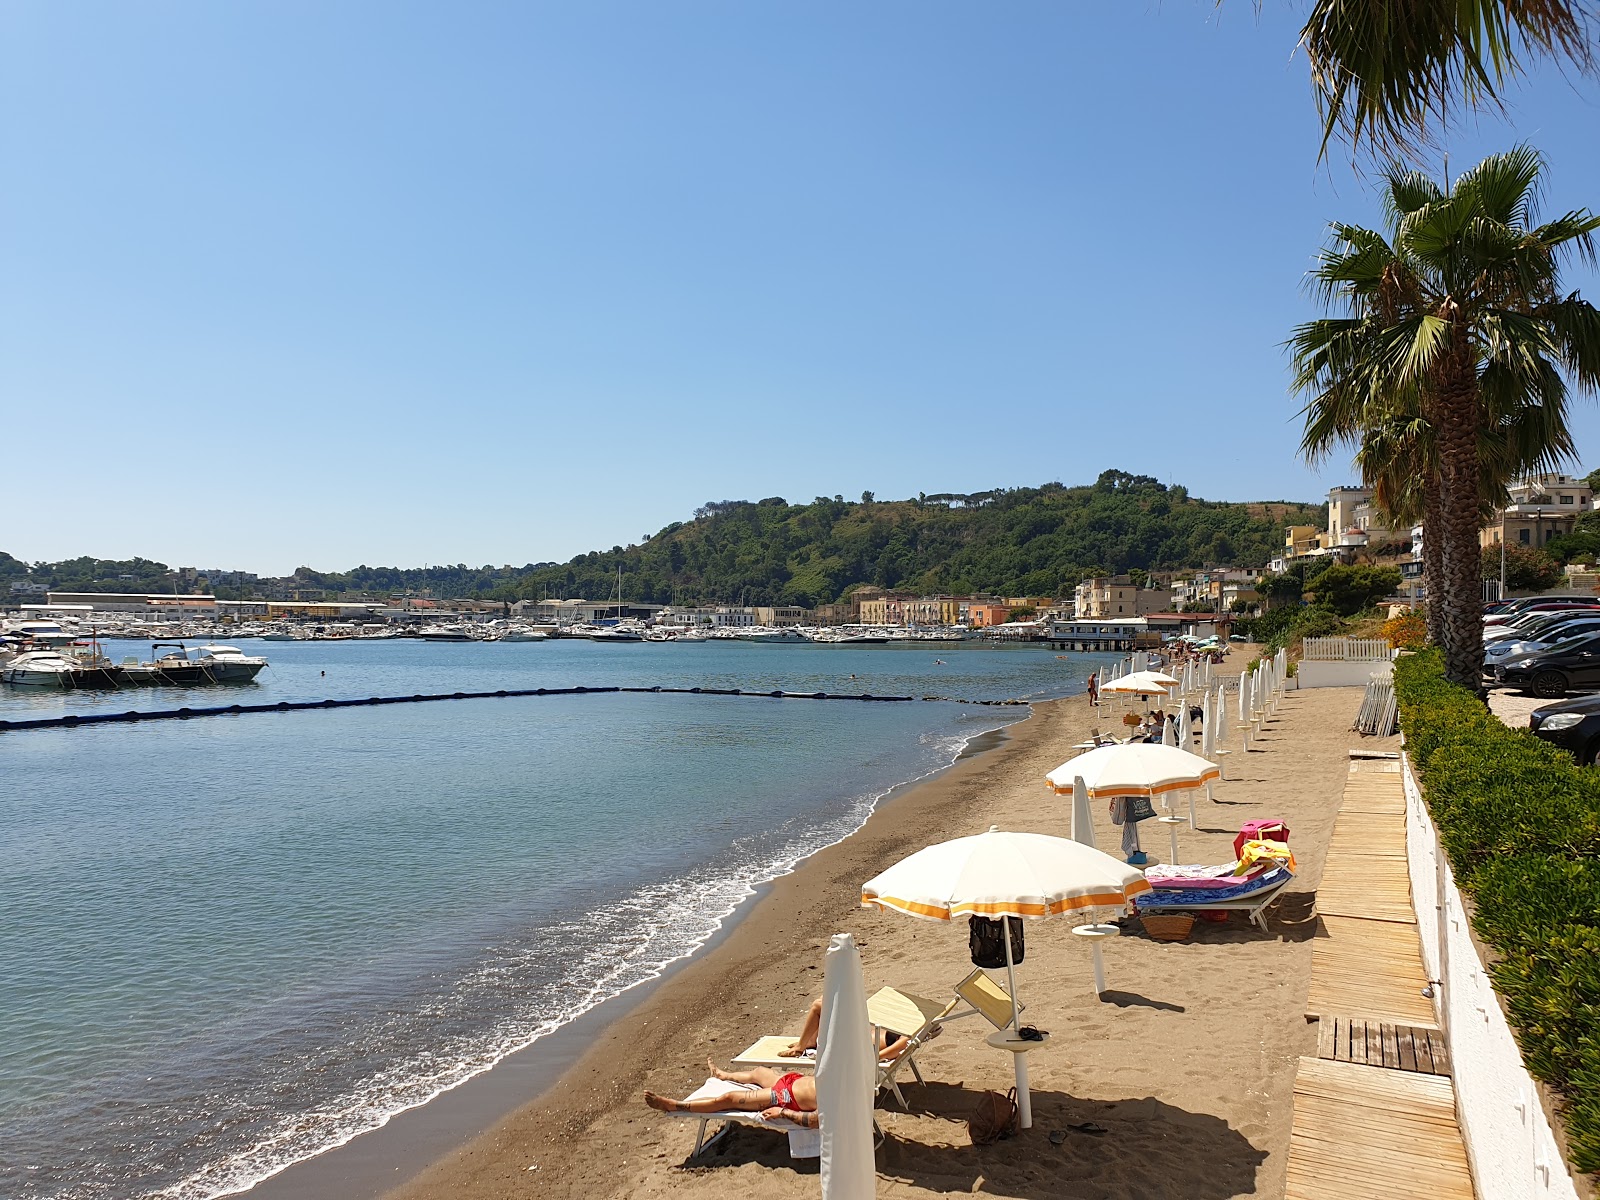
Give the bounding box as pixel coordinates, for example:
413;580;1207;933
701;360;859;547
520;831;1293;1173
195;645;269;682
733;627;808;643
416;624;477;642
2;649;113;688
499;628;548;642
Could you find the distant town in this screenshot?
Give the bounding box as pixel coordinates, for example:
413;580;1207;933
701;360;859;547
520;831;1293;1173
10;476;1597;650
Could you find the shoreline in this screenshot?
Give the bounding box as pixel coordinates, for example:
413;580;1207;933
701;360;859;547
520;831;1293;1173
239;698;1042;1200
371;692;1095;1200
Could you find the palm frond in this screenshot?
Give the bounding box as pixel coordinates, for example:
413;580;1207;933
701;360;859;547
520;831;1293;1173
1300;0;1597;155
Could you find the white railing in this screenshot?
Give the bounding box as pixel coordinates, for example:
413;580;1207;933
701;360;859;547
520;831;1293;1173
1301;636;1393;662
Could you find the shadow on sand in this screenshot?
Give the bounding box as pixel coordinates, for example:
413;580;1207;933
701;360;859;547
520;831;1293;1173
680;1082;1266;1198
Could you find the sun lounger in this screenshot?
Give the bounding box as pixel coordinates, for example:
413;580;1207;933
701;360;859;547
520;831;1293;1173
733;970;1021;1109
1134;863;1294;932
663;1077;823;1159
733;986;961;1109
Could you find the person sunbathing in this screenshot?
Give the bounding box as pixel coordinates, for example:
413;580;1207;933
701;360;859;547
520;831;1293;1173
645;1058;819;1127
778;996;919;1062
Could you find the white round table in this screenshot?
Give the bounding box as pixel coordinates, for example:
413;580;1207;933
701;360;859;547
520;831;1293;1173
1158;814;1185;865
985;1029;1052;1129
1072;922;1120;996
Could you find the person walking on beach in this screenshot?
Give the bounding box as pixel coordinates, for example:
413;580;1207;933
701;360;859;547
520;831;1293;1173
645;1059;818;1128
1087;671;1099;707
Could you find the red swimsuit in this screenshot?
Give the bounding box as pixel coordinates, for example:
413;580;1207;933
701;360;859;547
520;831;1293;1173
771;1072;803;1108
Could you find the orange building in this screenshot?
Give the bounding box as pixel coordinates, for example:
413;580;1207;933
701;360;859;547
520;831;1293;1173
966;603;1013;628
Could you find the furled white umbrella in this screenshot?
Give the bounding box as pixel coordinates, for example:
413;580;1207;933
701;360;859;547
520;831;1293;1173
861;828;1149;1128
1070;775;1096;848
1161;715;1178;747
1176;703;1192;749
817;933;875;1200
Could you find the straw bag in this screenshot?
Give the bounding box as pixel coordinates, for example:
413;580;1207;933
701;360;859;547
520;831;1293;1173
967;1087;1019;1145
1141;913;1196;942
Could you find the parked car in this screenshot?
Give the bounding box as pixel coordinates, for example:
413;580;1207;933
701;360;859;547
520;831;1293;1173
1485;604;1600;640
1528;693;1600;764
1485;597;1600;627
1484;618;1600;670
1493;632;1600;697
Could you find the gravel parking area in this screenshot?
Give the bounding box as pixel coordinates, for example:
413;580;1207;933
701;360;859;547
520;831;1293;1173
1489;691;1547;728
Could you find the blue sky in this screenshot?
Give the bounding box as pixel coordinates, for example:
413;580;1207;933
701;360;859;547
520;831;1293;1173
4;2;1598;575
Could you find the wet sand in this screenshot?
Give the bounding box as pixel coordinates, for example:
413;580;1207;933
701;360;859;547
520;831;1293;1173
364;681;1384;1200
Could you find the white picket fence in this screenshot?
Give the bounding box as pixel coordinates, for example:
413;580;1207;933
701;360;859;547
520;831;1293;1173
1302;636;1393;663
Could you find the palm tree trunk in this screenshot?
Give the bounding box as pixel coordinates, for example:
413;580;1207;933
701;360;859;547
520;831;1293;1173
1421;471;1444;646
1432;355;1486;693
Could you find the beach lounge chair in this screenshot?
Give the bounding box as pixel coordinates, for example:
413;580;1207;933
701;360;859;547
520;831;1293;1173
733;985;962;1109
1133;863;1294;932
662;1077;824;1159
733;970;1023;1108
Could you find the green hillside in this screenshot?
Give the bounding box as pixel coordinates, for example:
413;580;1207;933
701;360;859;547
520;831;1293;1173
2;472;1325;605
503;471;1323;607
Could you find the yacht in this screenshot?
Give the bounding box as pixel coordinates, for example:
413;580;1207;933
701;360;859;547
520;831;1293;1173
582;623;644;643
416;624;477;642
2;648;121;688
733;627;808;643
194;645;269;682
121;644;209;686
2;620;79;646
499;628;549;642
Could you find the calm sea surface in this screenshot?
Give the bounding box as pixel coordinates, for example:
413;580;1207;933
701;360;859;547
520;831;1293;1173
0;638;1112;1198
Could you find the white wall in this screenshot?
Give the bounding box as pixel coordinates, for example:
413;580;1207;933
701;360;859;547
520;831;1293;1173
1403;752;1581;1200
1296;660;1394;688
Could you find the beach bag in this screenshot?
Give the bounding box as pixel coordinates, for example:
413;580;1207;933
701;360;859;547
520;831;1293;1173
968;915;1025;968
967;1087;1019;1145
1126;796;1157;823
1234;819;1289;860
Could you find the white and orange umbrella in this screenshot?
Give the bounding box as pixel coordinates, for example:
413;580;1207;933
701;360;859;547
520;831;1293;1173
1046;742;1220;799
861;827;1149;1128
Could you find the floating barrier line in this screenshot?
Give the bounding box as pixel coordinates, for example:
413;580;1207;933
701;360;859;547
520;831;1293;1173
0;686;1036;733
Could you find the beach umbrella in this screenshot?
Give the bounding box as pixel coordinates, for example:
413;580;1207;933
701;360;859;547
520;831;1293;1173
1070;775;1096;848
861;828;1149;1128
818;933;875;1200
1046;742;1220;800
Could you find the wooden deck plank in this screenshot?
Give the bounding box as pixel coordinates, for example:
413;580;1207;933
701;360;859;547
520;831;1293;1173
1397;1027;1417;1072
1284;1057;1474;1200
1318;1016;1336;1061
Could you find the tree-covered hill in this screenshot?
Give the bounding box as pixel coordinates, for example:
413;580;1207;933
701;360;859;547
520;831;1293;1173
507;471;1323;607
2;472;1325;605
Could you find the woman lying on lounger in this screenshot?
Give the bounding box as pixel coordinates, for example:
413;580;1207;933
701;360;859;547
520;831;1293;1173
645;1059;819;1127
779;996;920;1062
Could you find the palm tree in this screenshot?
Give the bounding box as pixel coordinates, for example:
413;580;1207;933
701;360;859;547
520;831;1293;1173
1299;1;1596;154
1290;147;1600;690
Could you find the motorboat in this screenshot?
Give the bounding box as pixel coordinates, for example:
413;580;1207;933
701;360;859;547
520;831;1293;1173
194;645;268;682
261;630;304;642
499;628;548;642
1;619;79;646
733;627;808;643
584;624;644;642
2;648;121;688
416;624;477;642
121;644;210;686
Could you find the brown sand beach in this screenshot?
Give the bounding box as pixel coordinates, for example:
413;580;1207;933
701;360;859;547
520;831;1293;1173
378;682;1379;1200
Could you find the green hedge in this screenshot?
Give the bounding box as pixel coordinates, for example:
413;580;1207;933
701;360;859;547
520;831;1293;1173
1395;651;1600;1173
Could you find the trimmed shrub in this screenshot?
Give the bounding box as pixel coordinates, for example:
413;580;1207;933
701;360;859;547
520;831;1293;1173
1396;650;1600;1175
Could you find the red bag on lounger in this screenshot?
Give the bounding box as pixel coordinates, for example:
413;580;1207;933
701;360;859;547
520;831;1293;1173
1234;820;1289;861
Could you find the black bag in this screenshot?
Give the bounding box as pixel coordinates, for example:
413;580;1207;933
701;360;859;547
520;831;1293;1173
968;915;1025;968
1126;795;1157;823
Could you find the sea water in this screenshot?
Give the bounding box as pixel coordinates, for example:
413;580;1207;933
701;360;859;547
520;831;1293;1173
0;640;1113;1198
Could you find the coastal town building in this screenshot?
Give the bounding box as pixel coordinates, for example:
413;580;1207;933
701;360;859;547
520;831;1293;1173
1073;576;1167;619
1481;473;1594;552
45;592;221;619
511;598;667;623
964;602;1012;628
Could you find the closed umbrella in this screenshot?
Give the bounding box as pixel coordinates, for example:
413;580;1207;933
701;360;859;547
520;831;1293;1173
1161;716;1177;747
861;828;1149;1128
1071;775;1096;848
818;933;875;1200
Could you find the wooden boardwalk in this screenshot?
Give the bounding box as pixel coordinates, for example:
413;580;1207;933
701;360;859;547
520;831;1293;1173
1286;755;1475;1200
1285;1058;1474;1200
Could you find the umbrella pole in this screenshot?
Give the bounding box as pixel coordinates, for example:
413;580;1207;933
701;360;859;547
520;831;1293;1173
1002;926;1032;1129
